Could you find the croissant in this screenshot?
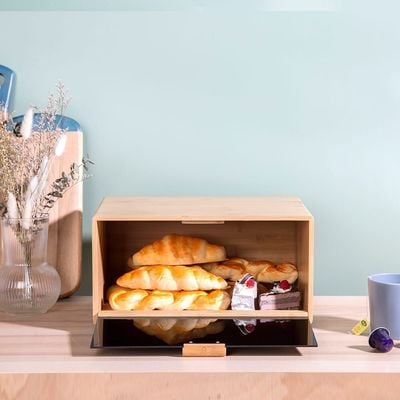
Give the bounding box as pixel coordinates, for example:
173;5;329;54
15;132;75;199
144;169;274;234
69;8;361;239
129;234;226;267
202;258;298;284
117;265;228;291
107;285;231;311
134;319;226;345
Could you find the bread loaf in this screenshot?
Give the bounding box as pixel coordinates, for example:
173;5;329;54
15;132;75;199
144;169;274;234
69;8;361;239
202;258;298;284
129;234;226;267
117;265;228;291
107;285;231;311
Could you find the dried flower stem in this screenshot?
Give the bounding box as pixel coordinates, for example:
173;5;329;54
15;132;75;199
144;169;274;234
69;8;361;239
38;156;94;216
0;82;93;238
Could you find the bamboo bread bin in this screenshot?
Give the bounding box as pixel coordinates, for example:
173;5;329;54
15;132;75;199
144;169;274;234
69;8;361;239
92;196;314;323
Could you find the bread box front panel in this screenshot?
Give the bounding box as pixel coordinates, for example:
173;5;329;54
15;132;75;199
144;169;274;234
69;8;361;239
92;197;314;322
91;317;318;350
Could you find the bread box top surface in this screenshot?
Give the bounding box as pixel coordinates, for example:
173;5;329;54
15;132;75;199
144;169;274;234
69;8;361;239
93;196;313;221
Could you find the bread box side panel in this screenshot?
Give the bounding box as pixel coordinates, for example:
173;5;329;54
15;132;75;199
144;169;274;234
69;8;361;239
297;219;314;322
92;219;106;322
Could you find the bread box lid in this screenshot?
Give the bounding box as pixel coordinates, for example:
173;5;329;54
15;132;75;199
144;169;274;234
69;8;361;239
93;196;313;221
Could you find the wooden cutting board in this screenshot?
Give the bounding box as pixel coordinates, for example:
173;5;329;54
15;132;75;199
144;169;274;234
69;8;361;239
47;130;83;298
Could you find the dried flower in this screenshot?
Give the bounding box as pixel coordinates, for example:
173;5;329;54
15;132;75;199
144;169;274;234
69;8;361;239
0;106;7;124
54;134;67;157
20;107;33;139
0;83;93;226
36;159;49;198
40;156;93;213
22;199;32;229
38;156;49;181
29;175;38;193
7;192;17;220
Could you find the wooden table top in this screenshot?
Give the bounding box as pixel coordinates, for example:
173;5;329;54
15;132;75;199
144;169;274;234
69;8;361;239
0;296;398;374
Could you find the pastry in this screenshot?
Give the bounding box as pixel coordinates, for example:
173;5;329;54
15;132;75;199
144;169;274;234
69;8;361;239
203;258;298;284
257;262;298;284
107;285;231;311
245;260;276;278
117;265;228;291
134;319;225;345
129;234;226;267
201;259;247;281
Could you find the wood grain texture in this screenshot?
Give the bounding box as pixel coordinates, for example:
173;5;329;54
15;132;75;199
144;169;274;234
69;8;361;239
92;219;105;322
97;308;309;319
1;373;400;400
48;131;83;298
182;343;226;357
93;196;313;221
0;296;398;375
296;220;314;322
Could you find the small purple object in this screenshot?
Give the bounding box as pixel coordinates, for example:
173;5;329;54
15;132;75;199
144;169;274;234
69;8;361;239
368;327;394;353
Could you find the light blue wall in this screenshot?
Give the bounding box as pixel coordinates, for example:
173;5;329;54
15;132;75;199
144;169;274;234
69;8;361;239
1;1;400;295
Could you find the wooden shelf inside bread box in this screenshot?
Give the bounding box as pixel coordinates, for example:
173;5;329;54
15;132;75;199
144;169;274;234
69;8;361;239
98;306;309;319
92;197;314;323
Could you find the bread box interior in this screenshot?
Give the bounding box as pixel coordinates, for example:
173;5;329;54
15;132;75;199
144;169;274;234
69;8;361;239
92;197;314;323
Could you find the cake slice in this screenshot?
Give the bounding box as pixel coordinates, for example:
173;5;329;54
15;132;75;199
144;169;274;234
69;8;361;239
259;291;301;310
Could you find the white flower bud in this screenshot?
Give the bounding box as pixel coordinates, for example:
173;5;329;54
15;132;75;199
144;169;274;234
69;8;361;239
0;107;7;123
20;107;34;140
24;187;31;203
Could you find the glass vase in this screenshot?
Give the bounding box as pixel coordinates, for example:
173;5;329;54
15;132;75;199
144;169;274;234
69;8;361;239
0;217;61;314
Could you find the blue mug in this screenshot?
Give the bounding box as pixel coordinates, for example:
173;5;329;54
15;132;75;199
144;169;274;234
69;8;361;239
368;273;400;339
